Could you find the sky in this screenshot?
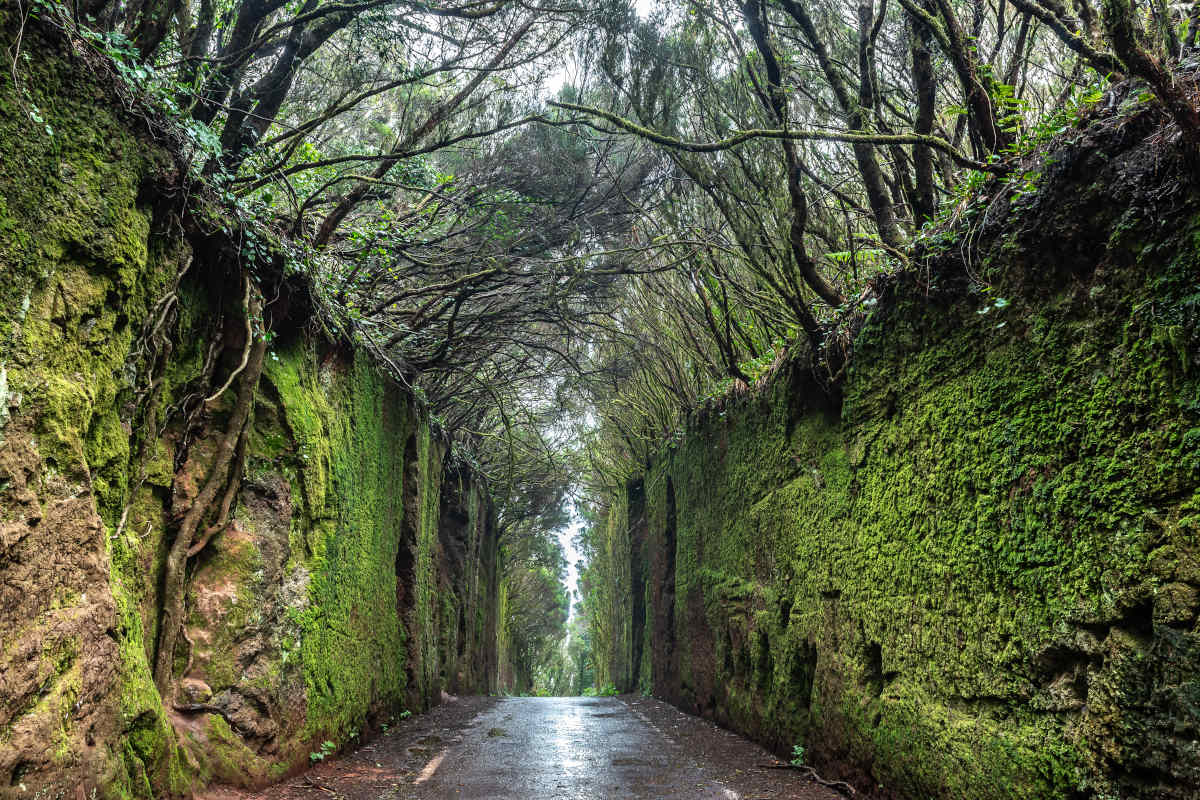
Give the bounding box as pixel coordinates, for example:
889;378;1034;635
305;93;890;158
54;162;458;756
558;516;584;620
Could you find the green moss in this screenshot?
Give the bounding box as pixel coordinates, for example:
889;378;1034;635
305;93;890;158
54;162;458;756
186;536;263;688
263;340;417;743
109;560;194;799
0;20;191;798
412;423;446;705
594;172;1200;798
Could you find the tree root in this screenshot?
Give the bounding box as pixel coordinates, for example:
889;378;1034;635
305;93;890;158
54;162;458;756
186;427;246;558
114;250;192;541
796;765;856;797
204;275;253;404
152;283;267;696
757;763;857;796
179;620;196;678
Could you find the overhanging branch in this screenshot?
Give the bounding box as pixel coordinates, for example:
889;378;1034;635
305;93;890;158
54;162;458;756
545;101;1010;175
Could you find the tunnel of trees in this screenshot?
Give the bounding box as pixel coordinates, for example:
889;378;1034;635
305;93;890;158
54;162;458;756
2;0;1199;791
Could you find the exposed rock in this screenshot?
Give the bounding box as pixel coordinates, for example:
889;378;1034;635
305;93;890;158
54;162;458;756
179;679;213;705
0;17;501;798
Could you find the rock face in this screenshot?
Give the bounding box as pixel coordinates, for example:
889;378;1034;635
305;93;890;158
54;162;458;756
589;95;1200;797
0;18;499;798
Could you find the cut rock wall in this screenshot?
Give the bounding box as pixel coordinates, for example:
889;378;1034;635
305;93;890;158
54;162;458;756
594;96;1200;799
0;19;498;798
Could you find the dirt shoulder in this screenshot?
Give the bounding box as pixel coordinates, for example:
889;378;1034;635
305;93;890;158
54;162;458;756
618;694;856;800
197;695;498;800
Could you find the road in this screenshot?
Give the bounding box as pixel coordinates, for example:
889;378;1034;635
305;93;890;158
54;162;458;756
204;695;846;800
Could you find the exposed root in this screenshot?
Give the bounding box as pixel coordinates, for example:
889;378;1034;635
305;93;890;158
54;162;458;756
153;283;268;696
179;621;196;678
114;250;192;542
757;763;857;796
186;427;247;558
204;275;253;405
795;765;857;797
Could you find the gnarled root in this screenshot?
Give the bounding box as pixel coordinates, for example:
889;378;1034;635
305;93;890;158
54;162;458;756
152;283;267;697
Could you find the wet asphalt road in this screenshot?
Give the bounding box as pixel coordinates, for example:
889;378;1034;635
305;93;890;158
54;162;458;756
203;695;843;800
410;696;736;799
402;696;843;800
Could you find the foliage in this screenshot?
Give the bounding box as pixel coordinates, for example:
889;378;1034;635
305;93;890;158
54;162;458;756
27;0;1193;547
308;741;336;763
499;516;571;693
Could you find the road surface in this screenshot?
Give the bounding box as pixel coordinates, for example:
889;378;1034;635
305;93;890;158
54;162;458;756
203;695;847;800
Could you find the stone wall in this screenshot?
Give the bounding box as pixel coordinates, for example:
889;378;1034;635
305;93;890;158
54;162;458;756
0;18;499;797
592;92;1200;799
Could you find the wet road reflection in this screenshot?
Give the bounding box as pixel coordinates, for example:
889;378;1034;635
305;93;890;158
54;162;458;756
206;695;842;800
409;696;738;799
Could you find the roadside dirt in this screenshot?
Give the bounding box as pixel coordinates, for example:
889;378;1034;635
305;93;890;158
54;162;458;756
198;695;497;800
618;695;856;800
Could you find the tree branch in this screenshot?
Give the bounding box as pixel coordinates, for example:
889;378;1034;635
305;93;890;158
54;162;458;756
546;102;1009;174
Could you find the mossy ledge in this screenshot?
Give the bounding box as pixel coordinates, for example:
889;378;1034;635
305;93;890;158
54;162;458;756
590;86;1200;799
0;17;499;798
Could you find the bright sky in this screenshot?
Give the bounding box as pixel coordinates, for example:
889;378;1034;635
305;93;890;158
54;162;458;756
543;0;657;98
558;515;584;620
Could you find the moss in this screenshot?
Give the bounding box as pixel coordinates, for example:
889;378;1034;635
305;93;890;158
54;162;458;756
587;488;635;691
83;275;495;793
186;535;263;689
594;154;1200;798
201;715;267;786
260;340;418;746
412;423;446;706
0;19;191;798
262;342;337;523
109;561;194;799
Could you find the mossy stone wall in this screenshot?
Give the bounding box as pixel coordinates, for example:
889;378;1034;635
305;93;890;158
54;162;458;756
0;19;499;798
599;111;1200;799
